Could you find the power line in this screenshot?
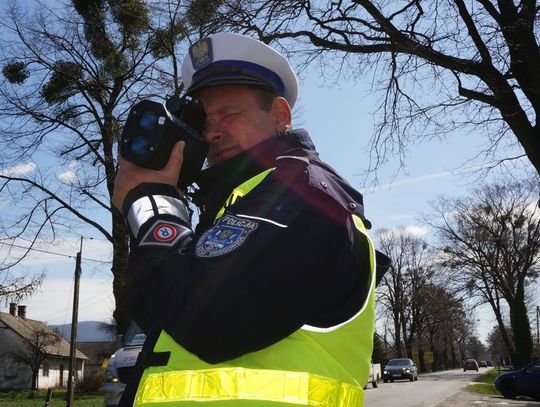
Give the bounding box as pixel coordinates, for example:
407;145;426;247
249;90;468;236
0;241;111;264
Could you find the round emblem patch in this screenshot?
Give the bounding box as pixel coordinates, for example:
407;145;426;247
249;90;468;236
153;223;177;242
196;214;259;258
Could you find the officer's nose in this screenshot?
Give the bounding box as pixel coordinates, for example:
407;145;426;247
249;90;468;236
202;120;224;144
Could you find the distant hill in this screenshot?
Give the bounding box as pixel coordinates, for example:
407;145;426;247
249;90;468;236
50;320;116;343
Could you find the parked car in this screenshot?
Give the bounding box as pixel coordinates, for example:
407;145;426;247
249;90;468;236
463;358;479;372
382;358;418;382
495;359;540;400
104;323;146;407
478;360;488;368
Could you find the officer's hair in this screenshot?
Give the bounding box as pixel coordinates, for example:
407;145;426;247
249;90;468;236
250;86;279;112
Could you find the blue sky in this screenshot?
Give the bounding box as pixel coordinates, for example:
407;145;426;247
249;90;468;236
1;30;537;343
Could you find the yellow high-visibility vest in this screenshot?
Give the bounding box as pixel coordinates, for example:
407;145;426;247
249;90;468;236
134;168;376;406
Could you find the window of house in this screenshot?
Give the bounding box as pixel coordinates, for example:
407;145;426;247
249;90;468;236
4;359;17;378
42;361;49;377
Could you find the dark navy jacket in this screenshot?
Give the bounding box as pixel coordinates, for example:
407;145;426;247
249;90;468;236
121;129;381;365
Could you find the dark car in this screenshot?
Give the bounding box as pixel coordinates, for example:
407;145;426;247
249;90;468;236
478;360;488;368
463;358;479;372
382;358;418;383
495;359;540;400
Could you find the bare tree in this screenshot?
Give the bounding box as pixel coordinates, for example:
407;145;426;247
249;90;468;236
487;324;513;366
0;0;193;332
417;284;465;371
466;335;487;361
375;228;434;359
191;0;540;177
426;178;540;368
9;328;61;390
0;269;44;302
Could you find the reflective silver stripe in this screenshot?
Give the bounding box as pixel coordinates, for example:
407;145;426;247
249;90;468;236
236;214;288;228
275;155;310;164
154;195;190;223
127;195;190;238
127;197;153;238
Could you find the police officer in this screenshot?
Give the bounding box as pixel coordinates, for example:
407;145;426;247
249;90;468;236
113;32;386;406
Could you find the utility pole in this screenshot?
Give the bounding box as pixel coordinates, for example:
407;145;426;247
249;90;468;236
67;238;82;407
536;305;539;344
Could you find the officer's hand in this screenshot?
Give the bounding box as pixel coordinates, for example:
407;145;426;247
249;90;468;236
112;141;185;213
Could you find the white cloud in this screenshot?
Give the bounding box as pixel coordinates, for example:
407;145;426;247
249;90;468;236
376;225;430;238
57;161;79;184
405;225;429;236
0;162;37;177
366;161;503;194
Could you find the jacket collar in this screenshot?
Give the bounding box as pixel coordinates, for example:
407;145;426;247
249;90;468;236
194;128;316;192
191;129;317;229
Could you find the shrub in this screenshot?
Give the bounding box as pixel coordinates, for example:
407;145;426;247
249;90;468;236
75;370;105;392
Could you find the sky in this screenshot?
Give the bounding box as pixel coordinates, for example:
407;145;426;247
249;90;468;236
1;16;538;344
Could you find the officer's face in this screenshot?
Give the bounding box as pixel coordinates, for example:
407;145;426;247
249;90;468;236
197;85;291;165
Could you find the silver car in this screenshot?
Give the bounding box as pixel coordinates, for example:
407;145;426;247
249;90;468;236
104;326;146;407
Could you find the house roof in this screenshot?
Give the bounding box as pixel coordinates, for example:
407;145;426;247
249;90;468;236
76;342;117;365
0;312;88;360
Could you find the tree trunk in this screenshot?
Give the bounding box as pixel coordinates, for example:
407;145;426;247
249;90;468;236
508;283;534;368
401;318;413;358
491;81;540;177
442;341;449;371
489;296;516;366
31;371;37;390
416;325;426;372
449;336;457;368
111;213;130;334
433;349;439;373
417;346;426;373
103;111;130;334
427;332;436;372
394;317;403;357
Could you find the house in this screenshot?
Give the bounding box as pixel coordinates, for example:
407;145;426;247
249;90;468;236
50;321;118;380
0;303;88;390
77;341;117;379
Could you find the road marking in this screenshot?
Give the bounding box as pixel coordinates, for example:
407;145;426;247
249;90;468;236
471;401;531;406
432;396;450;406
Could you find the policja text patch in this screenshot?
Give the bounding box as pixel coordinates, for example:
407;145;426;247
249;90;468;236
196;214;259;258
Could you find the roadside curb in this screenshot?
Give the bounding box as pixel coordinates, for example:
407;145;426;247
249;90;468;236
435;390;540;406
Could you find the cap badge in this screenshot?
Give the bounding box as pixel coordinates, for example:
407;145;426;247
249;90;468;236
190;38;213;70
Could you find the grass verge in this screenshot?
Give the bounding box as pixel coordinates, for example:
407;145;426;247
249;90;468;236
465;368;501;396
0;389;103;406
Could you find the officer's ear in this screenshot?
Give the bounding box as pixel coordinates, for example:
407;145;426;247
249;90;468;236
271;96;292;133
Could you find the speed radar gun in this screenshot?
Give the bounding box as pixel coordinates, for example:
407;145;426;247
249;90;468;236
120;95;208;191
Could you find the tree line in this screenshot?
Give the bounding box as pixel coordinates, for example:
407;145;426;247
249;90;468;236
375;178;540;370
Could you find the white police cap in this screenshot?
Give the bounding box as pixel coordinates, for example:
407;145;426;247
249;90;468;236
182;32;298;108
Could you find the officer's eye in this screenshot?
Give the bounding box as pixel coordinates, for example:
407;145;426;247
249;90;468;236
224;112;240;119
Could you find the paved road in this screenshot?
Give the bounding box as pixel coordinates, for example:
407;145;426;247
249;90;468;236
363;368;539;407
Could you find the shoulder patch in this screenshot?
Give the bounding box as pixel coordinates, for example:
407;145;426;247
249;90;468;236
139;220;191;247
196;214;259;258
